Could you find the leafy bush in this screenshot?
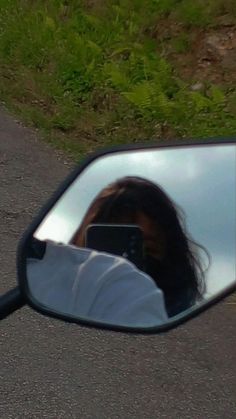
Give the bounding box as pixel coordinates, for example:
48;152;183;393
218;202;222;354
0;0;235;157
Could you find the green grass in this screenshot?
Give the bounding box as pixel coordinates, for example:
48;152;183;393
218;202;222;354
0;0;235;160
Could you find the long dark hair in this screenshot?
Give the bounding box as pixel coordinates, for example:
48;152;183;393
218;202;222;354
72;176;208;317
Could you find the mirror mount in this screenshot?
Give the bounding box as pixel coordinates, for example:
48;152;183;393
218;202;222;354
0;287;25;320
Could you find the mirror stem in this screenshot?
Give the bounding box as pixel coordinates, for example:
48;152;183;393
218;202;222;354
0;287;25;320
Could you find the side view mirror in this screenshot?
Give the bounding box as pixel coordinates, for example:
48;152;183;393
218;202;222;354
17;138;236;333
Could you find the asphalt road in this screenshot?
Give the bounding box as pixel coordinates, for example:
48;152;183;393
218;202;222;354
0;107;235;418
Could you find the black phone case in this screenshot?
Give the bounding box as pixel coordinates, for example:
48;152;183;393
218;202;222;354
85;224;144;270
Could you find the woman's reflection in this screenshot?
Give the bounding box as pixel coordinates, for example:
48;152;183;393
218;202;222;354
72;176;209;317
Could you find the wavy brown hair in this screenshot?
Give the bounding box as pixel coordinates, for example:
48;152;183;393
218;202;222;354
71;176;209;316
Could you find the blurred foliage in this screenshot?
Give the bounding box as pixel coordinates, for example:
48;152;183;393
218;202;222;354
0;0;235;158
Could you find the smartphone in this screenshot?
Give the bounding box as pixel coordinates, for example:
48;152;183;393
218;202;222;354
85;223;144;270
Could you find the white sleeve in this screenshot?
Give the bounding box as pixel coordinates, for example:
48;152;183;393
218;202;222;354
27;241;168;328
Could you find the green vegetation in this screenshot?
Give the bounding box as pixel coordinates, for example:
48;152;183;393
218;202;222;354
0;0;235;159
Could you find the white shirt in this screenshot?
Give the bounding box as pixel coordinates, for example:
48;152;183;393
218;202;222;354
27;241;168;328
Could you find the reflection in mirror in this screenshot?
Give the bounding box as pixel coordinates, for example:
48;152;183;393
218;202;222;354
26;144;236;329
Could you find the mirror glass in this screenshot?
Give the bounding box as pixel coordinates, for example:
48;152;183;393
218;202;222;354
25;143;236;329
